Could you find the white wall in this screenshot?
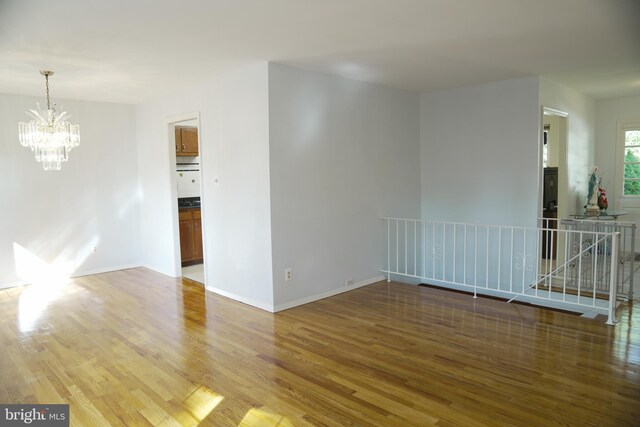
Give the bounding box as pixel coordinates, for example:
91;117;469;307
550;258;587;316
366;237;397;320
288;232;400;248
268;63;421;309
540;78;596;216
544;114;560;168
595;95;640;223
0;93;141;288
135;63;274;311
420;77;540;227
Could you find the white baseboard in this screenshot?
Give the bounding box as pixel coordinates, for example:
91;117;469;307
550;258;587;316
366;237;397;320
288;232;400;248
273;275;385;313
0;280;27;290
140;264;180;278
0;263;142;291
71;263;142;278
205;285;275;312
140;264;274;312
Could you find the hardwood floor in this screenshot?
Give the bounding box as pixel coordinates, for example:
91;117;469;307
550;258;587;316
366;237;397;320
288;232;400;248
1;267;638;426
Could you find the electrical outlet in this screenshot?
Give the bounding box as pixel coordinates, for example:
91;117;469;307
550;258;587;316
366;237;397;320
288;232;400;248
285;268;293;282
92;246;98;253
346;279;354;286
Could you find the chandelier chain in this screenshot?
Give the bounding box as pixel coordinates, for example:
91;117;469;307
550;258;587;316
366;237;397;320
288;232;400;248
45;73;51;110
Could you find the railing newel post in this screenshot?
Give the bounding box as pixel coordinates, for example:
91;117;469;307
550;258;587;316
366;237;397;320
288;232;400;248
607;232;620;325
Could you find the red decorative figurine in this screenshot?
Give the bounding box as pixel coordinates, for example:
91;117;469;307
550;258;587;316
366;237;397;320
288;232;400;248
598;187;608;211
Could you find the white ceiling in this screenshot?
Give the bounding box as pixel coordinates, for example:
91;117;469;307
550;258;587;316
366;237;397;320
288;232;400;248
0;0;638;104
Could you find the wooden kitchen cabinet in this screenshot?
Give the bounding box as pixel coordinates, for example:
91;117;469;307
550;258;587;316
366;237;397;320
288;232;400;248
179;208;203;265
175;126;199;157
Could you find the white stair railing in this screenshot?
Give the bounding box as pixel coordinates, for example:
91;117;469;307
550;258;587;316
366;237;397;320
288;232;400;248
382;217;622;325
553;218;636;301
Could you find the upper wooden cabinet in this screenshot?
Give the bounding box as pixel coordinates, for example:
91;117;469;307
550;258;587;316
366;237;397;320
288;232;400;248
175;126;199;157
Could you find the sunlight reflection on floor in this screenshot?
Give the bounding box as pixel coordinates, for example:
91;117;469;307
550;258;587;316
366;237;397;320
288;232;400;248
238;407;294;427
14;242;72;332
12;234;100;333
182;385;224;422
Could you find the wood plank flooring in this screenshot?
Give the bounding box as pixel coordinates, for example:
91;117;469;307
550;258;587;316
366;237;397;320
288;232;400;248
0;267;638;426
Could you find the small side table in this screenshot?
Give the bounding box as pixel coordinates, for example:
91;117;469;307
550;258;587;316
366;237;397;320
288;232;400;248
569;211;628;220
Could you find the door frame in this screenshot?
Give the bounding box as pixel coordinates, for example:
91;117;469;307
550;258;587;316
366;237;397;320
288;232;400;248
540;106;569;265
166;111;208;286
541;107;569;220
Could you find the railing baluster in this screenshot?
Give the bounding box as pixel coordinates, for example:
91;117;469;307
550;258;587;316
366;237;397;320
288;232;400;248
453;224;457;283
522;229;527;294
553;221;557;284
545;222;550;292
578;231;583;301
607;232;620;325
396;220;399;275
563;228;568;302
631;225;636;300
510;228;514;294
486;226;489;289
474;226;478;298
464;225;467;286
442;223;446;281
432;221;435;281
422;221;426;279
547;228;552;300
387;219;390;282
405;220;408;275
537;225;541;298
498;227;502;291
615;225;619;294
593;232;598;307
413;221;418;276
602;229;608;292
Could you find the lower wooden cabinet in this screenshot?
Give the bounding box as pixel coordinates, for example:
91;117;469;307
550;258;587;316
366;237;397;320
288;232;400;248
179;208;203;265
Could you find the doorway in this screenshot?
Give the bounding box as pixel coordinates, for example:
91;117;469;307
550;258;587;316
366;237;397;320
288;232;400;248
540;107;568;273
167;113;207;286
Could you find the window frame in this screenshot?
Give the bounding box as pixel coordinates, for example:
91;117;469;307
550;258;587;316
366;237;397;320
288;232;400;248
615;119;640;202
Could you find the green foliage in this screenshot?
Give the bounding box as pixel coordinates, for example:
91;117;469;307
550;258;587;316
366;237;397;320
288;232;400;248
624;138;640;195
627;130;640;145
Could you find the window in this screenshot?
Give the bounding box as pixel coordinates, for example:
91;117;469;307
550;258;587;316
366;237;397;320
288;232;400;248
616;120;640;199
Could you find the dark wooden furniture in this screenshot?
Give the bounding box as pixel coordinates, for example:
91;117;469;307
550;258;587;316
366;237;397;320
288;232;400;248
542;210;557;259
179;207;203;265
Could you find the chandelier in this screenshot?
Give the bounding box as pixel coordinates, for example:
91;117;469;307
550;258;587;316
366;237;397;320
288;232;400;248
18;71;80;170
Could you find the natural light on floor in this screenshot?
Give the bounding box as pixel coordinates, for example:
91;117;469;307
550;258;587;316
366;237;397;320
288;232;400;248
14;242;70;332
182;385;224;423
238;408;293;427
13;240;96;332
